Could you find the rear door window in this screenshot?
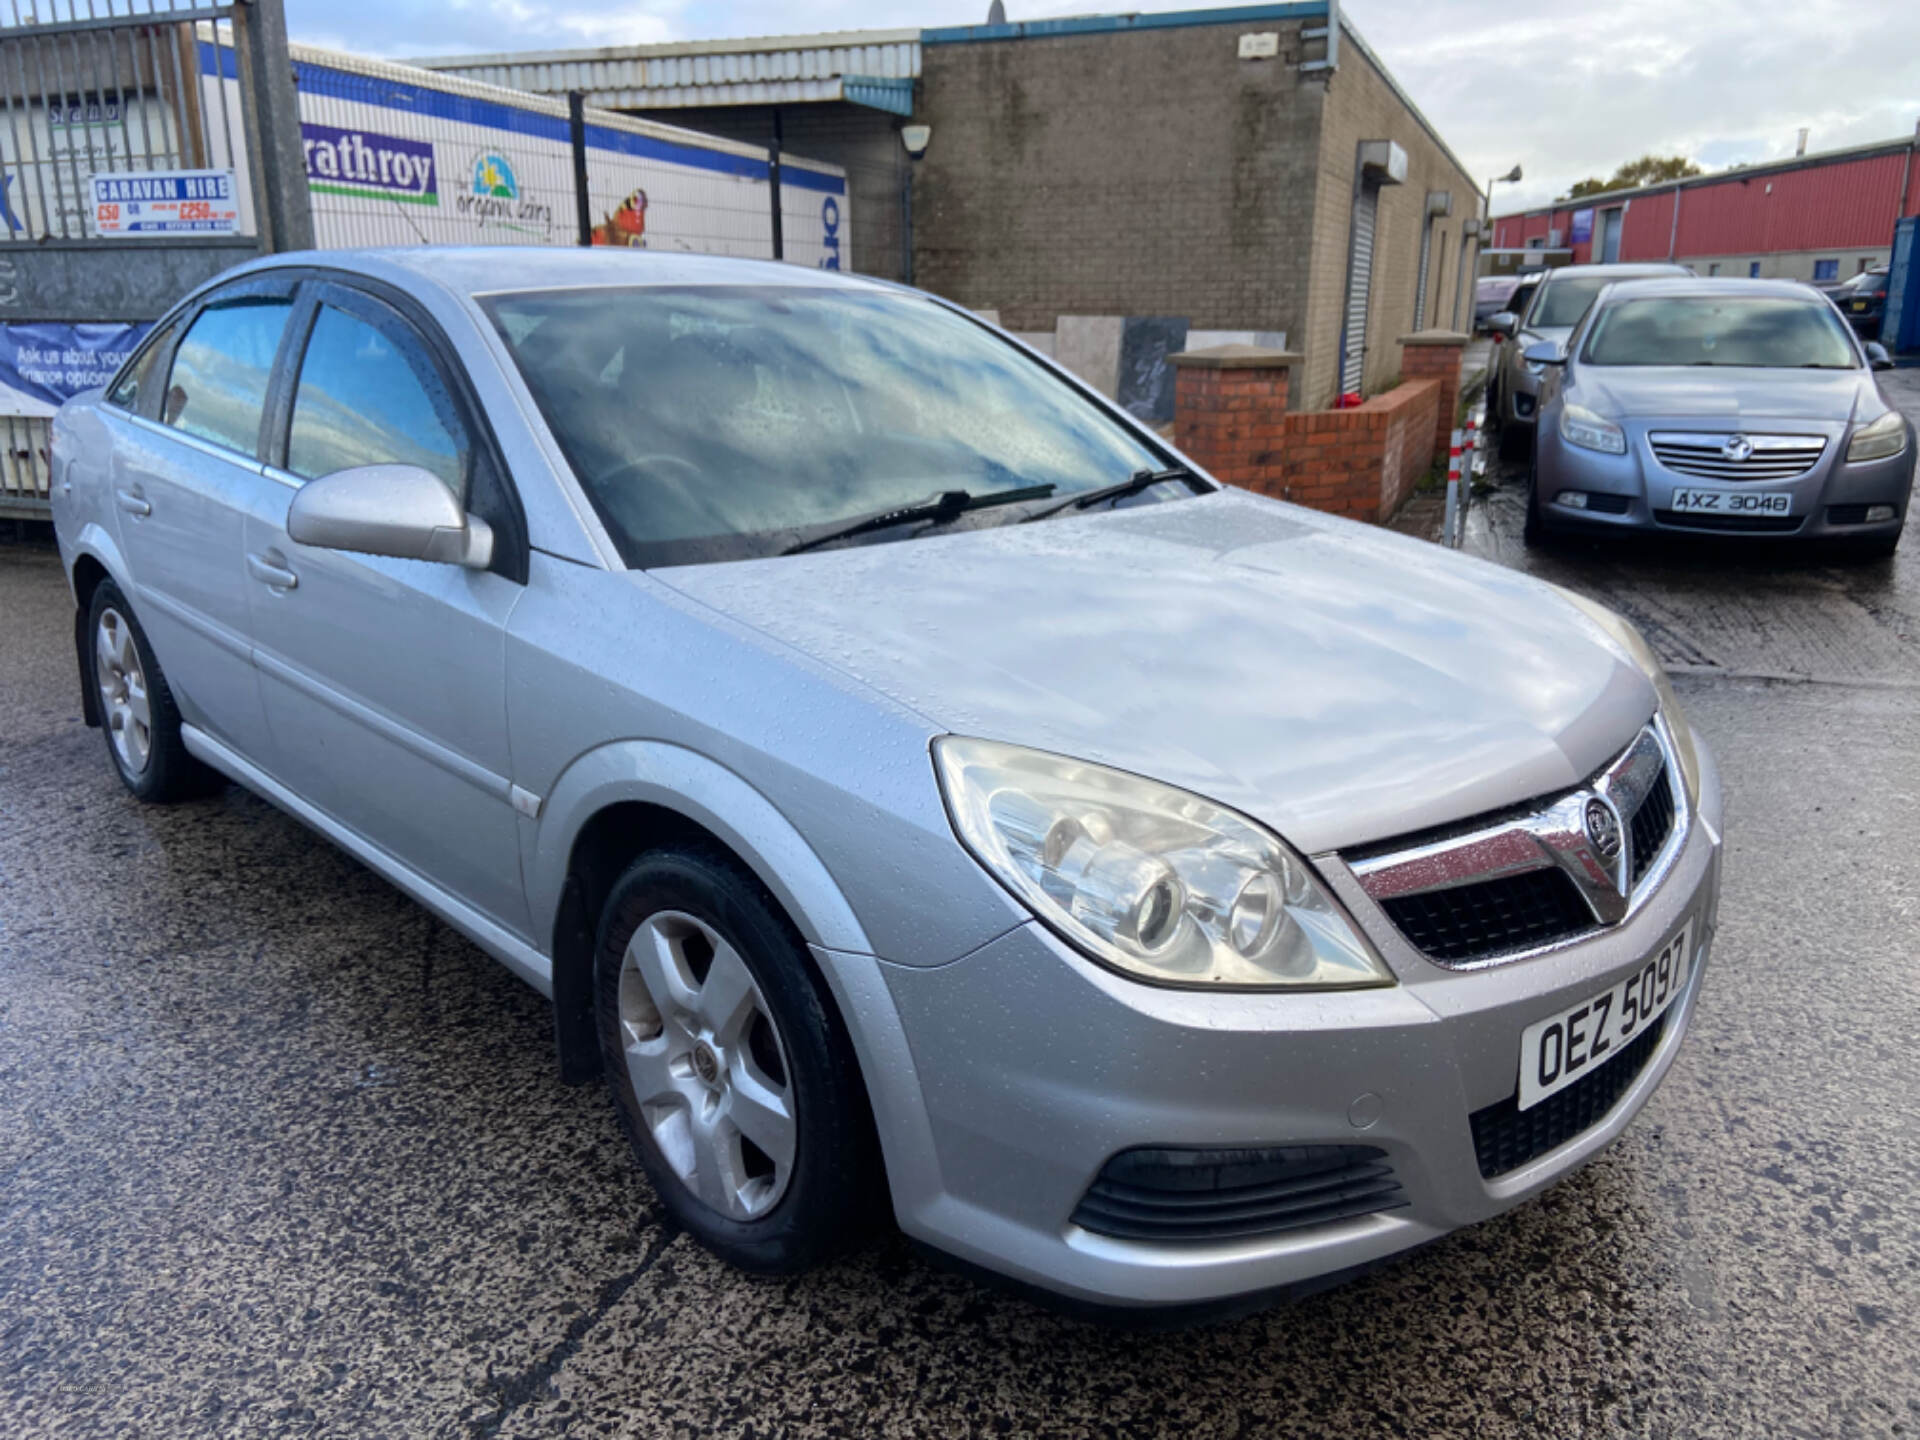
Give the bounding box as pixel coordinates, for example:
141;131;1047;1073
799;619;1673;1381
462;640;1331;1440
106;322;178;416
164;297;296;457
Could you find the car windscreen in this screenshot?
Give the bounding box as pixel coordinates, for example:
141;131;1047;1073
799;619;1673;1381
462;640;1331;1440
1581;297;1860;368
483;285;1168;567
1834;270;1886;295
1530;276;1615;328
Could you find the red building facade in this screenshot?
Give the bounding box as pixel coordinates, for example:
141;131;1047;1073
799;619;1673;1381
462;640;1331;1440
1490;135;1920;282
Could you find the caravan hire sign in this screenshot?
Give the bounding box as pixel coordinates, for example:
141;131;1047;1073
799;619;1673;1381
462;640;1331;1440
89;170;238;235
302;123;439;206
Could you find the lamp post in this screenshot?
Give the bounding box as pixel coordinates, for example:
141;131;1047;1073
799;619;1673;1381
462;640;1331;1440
1485;163;1522;246
900;124;931;287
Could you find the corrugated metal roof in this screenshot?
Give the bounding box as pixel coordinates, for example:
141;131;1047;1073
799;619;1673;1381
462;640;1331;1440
1494;134;1920;224
413;29;921;113
1491;136;1920;260
921;1;1325;43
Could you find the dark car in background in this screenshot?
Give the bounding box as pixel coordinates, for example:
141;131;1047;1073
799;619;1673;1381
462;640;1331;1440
1831;268;1891;339
1475;276;1521;333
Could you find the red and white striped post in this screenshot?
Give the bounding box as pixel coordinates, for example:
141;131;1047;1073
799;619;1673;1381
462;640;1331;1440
1443;428;1465;547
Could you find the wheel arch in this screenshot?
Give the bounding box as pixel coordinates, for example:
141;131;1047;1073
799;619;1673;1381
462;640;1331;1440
533;740;874;1085
68;528;130;729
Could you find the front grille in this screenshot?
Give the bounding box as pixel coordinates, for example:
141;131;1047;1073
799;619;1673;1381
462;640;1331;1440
1630;767;1676;877
1827;504;1870;525
1381;867;1595;963
1654;508;1803;533
1583;492;1631;515
1071;1145;1407;1243
1470;1013;1668;1178
1650;434;1824;481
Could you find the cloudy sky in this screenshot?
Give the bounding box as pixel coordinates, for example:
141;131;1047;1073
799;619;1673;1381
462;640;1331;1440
287;0;1920;212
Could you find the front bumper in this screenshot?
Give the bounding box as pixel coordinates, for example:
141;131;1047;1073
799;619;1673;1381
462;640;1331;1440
827;734;1725;1309
1535;418;1914;541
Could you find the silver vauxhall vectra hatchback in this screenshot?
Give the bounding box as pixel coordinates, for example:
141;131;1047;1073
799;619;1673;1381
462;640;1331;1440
52;248;1723;1316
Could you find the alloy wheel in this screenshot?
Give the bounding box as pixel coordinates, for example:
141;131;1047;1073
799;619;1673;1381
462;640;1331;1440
617;910;798;1220
95;607;152;776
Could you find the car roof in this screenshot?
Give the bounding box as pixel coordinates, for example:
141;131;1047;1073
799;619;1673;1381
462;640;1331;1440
1593;276;1835;303
219;245;893;300
1537;262;1691;284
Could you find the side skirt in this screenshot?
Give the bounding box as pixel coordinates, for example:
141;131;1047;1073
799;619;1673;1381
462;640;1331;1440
181;724;554;998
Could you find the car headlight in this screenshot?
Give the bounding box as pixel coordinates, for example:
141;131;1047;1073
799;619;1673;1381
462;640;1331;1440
1556;590;1700;806
1847;410;1907;463
934;738;1393;990
1560;403;1627;455
1524;359;1547;379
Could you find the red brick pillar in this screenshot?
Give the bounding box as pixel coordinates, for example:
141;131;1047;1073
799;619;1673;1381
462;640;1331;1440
1170;345;1300;492
1397;330;1469;464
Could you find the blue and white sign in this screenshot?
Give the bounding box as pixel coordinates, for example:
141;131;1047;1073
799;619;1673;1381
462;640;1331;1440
89;169;239;236
0;322;151;417
1569;208;1595;245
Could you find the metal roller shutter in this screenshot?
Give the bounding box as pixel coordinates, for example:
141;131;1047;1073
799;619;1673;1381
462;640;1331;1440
1341;184;1379;396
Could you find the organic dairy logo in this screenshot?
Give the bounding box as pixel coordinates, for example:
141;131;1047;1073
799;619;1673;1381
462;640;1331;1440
472;153;517;199
302;123;438;206
456;150;551;237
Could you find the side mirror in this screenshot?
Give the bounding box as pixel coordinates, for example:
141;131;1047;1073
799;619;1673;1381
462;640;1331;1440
1522;340;1565;366
287;464;493;569
1488;311;1519;340
1864;341;1894;372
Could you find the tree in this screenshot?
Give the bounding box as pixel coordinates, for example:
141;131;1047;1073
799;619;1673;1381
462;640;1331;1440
1610;154;1704;188
1557;154;1703;201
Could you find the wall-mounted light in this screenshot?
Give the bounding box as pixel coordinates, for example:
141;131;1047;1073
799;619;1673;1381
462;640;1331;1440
901;125;932;160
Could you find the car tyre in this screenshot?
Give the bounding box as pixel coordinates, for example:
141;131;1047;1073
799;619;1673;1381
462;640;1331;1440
87;580;222;803
1522;441;1549;548
593;845;881;1274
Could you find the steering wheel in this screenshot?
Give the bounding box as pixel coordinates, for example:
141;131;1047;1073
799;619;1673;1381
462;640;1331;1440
596;454;703;490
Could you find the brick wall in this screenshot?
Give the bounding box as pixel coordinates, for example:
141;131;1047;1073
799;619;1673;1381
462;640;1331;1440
914;21;1326;336
1397;332;1469;456
1174;348;1441;523
1270;380;1440;520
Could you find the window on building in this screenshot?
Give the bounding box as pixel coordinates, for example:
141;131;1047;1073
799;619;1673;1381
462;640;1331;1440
1707;263;1721;276
1812;258;1839;281
1748;261;1762;278
1858;258;1873;274
1526;237;1545;250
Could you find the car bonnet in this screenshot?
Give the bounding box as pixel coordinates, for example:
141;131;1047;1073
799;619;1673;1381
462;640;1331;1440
652;490;1656;856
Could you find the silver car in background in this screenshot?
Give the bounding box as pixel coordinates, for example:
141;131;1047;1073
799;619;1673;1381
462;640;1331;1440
1489;262;1690;458
1527;277;1912;557
52;247;1723;1318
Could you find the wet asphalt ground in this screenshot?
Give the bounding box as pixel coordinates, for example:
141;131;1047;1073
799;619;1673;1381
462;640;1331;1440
4;380;1919;1438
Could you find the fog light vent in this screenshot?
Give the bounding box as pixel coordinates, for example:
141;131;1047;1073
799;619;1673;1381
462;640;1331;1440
1071;1145;1406;1243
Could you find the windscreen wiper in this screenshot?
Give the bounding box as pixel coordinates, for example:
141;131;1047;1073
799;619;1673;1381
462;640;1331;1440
782;484;1056;556
1020;465;1210;523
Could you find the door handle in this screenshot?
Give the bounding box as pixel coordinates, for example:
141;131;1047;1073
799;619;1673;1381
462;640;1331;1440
247;552;299;591
115;487;150;517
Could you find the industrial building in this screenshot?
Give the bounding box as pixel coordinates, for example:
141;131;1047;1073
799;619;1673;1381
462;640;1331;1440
418;2;1483;409
1488;132;1920;283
